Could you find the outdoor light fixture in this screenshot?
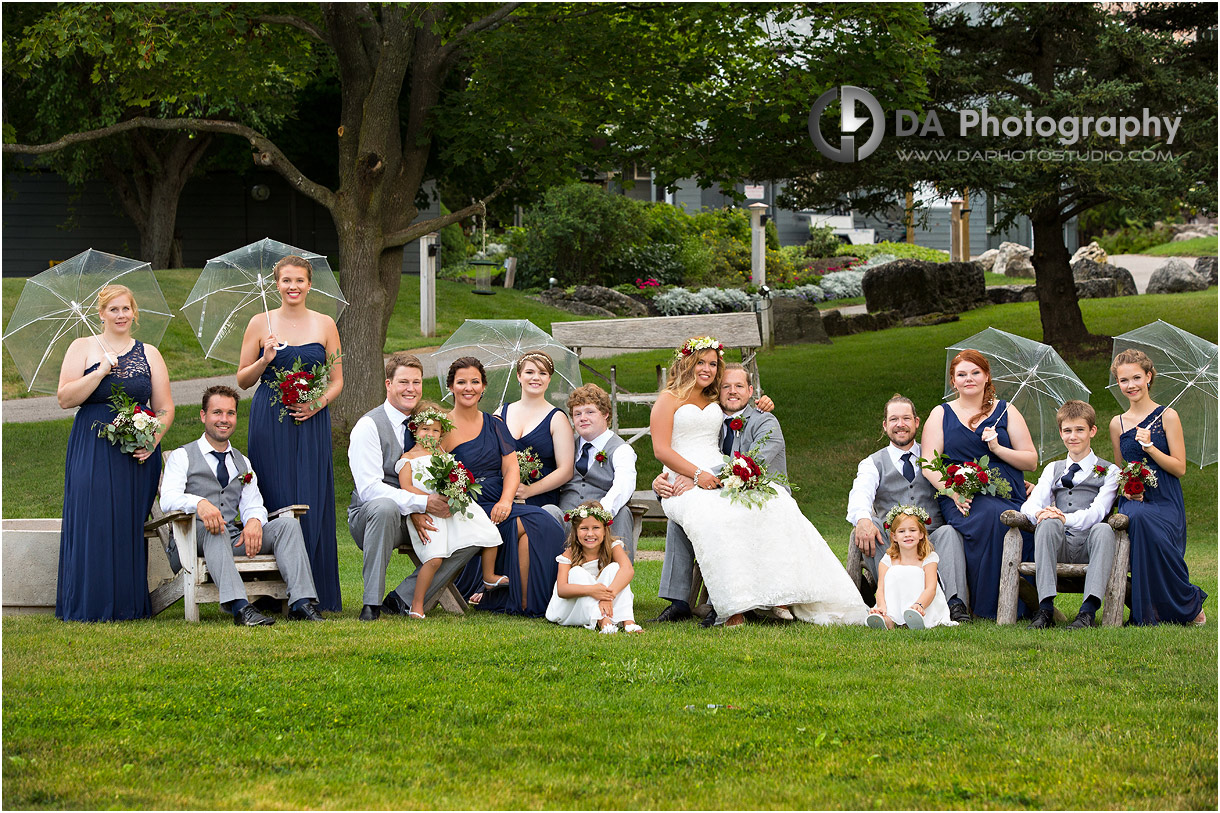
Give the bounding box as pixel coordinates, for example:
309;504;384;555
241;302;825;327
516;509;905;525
548;277;558;288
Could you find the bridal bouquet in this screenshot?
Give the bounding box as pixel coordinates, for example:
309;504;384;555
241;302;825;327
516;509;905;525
517;447;544;482
268;352;341;423
719;431;793;509
423;450;482;518
1117;459;1158;499
93;385;161;461
918;451;1012;516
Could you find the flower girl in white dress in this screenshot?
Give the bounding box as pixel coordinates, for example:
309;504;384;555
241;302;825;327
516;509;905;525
545;502;642;634
867;505;958;630
395;402;503;619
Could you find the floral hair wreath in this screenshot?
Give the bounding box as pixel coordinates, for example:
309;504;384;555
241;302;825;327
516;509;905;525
677;336;725;360
883;504;931;530
563;504;614;526
407;407;454;435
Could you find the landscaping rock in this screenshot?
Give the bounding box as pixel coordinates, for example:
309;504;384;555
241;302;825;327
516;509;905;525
771;298;831;345
1147;258;1209;294
533;292;616;318
572;285;650;318
1072;258;1137;297
1070;241;1108;265
994;241;1035;278
1075;277;1117;299
1194;256;1217;285
977;248;999;273
861;259;987;317
1172;230;1210;242
903;312;960;328
987;285;1038;305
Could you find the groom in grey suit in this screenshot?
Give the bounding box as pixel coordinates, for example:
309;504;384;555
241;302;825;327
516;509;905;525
651;363;782;626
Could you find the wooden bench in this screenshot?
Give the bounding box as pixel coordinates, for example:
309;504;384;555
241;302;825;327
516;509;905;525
393;542;469;615
144;505;307;622
997;510;1131;626
844;532;879;605
551;312;764;445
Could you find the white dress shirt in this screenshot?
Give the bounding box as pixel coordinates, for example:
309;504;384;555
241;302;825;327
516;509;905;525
1021;450;1119;532
576;428;638;517
348;400;429;516
160;436;268;526
845;442;923;526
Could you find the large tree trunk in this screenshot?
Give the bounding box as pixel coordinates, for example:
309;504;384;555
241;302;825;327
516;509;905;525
332;219;393;433
1031;211;1094;349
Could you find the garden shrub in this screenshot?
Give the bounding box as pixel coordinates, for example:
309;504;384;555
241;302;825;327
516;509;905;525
696;286;754;312
439;202;473;268
819;269;866;299
845;242;949;263
805;223;849;258
1091;222;1175;255
654;287;717;315
519;182;647;287
772;284;827;303
608;243;686;285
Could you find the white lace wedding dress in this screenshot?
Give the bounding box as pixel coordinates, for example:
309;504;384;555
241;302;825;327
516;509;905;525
662;402;868;625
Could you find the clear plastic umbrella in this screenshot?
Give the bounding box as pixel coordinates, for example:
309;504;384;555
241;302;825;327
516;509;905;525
2;249;173;393
430;319;582;413
946;327;1091;460
180;238;346;365
1108;320;1217;467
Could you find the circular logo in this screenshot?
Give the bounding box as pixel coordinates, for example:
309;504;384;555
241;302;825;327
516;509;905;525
808;86;885;163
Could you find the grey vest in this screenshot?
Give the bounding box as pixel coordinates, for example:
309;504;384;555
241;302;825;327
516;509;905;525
870;447;945;528
1051;457;1113;514
349;405;409;510
184;442;250;535
559;433;627;510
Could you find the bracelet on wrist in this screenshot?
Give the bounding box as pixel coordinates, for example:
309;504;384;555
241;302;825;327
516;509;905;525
692;468;702;488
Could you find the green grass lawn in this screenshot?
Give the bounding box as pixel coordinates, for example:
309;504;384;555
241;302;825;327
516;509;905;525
3;290;1217;809
1141;236;1217;257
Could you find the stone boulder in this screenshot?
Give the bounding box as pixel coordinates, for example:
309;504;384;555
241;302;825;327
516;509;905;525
537;284;649;318
820;309;898;337
902;312;960;328
1147;258;1209;294
994;241;1035;278
1194;256;1217;286
534;293;615;318
1172;230;1211;242
861;259;987;318
987;285;1038;305
770;298;831;345
1072;258;1138;297
1075;278;1117;299
1070;241;1108;266
977;248;999;273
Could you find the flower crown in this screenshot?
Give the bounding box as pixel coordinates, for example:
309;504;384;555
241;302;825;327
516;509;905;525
563;503;614;526
883;504;931;530
407;408;454;435
677;336;725;360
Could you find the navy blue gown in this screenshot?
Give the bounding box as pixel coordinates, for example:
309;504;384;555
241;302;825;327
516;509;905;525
937;400;1032;620
57;341;158;622
497;403;564;508
1118;407;1206;625
248;342;341;612
452;413;566;616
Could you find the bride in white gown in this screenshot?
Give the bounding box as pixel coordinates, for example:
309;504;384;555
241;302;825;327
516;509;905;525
650;337;869;627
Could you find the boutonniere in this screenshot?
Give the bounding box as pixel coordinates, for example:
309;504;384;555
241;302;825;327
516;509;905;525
1091;464;1108;480
728;414;748;433
237;472;253;485
594;450;608;466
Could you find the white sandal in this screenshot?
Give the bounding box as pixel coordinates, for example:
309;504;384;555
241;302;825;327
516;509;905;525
622;622;644;633
598;615;619;634
408;611;426;620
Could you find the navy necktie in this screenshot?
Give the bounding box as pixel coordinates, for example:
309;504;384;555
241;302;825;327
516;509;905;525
721;417;735;456
1060;462;1081;490
576;442;592;476
210;450;230;488
901;452;915;483
402;419;413;452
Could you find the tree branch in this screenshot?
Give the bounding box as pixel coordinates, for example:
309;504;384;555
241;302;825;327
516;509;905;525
254;14;329;45
382;169;521;247
4;117;336;210
1059;195;1109;224
438;3;523;65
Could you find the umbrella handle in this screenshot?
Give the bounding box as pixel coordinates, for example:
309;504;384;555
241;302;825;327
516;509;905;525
90;327;117;367
260;283;289;352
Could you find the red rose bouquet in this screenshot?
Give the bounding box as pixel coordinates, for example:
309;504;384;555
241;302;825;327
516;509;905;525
719;430;793;509
919;451;1012;516
268;351;341;424
93;385;161;461
423;450;483;518
1118;459;1158;500
517;447;544;483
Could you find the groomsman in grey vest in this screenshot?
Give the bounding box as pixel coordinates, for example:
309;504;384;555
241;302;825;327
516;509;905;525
845;394;971;623
160;386;323;626
1020;400;1119;630
547;384;638;557
650;363;780;626
347;352;462;621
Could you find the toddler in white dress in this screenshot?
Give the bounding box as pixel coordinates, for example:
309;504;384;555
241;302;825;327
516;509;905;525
394;403;503;619
866;505;958;630
545;501;642;633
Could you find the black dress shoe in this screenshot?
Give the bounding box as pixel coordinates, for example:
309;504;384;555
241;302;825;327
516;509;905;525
288;602;325;622
252;595;283;615
234;605;275;627
359;604;381;622
649;603;693;623
382;591;411;616
1067;610;1098;629
1027;608;1056;629
699;608;718;629
948;602;972;624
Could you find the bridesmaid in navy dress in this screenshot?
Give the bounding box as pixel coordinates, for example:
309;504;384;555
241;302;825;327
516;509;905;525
921;349;1038;620
56;285;174;621
443;357;566;616
496;351;575;508
1109;349;1206;626
237;255;344;612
